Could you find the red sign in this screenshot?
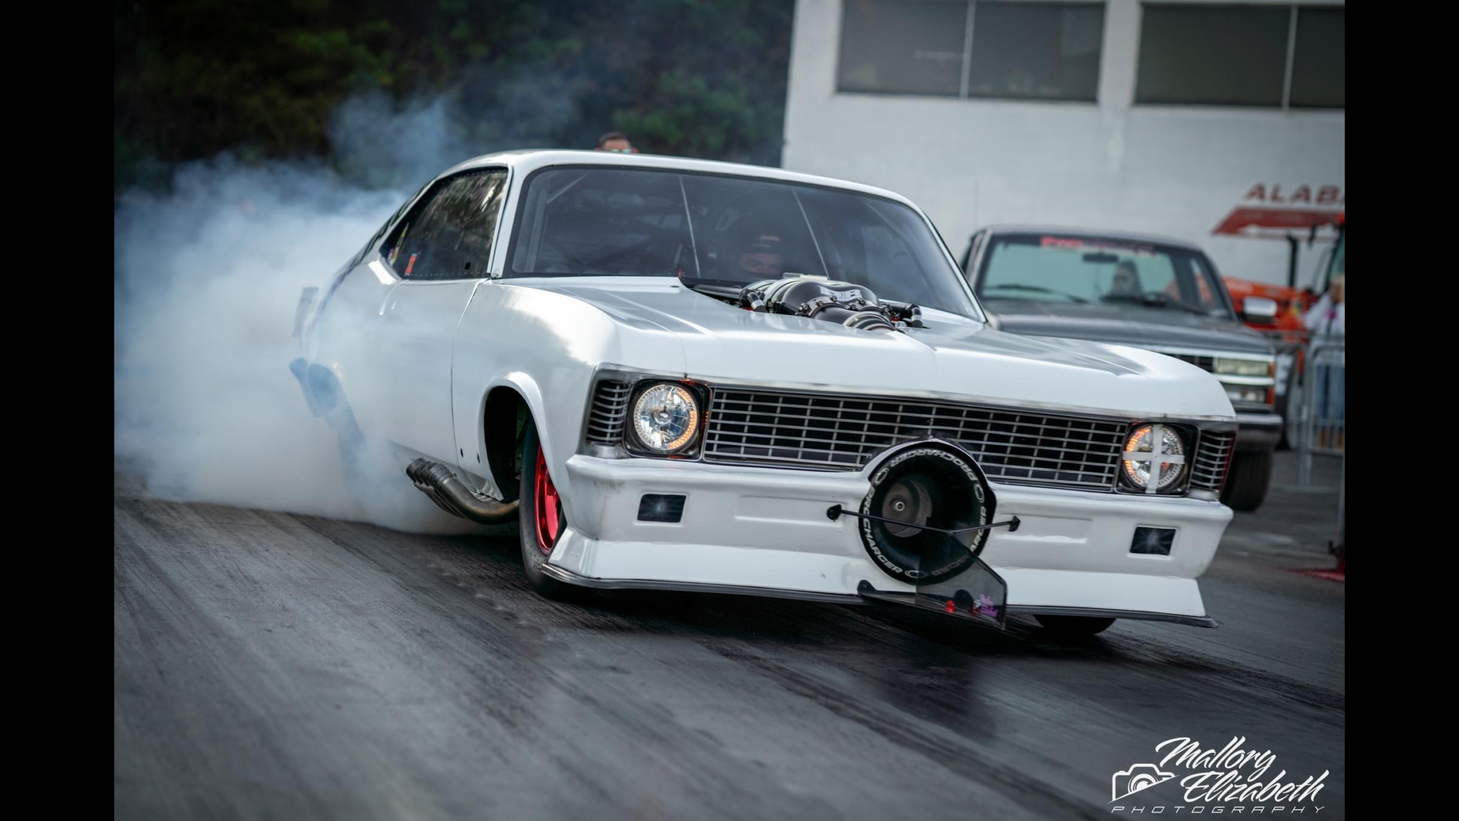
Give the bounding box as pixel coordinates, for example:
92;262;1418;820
1212;183;1344;238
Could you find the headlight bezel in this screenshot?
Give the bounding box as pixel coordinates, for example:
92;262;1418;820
1118;422;1193;495
623;380;707;458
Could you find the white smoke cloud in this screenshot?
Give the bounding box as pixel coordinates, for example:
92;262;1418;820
113;102;489;534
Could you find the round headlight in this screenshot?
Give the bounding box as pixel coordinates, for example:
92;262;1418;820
1122;424;1187;492
630;383;700;454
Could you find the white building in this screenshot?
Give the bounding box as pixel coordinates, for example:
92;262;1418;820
782;0;1345;287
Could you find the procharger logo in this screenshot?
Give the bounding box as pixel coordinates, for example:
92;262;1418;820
1110;737;1329;814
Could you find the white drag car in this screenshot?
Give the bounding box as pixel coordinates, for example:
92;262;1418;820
292;150;1236;636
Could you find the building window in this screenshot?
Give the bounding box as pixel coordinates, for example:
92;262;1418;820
1136;4;1345;109
837;0;1105;102
966;2;1104;101
1289;7;1344;108
839;0;969;97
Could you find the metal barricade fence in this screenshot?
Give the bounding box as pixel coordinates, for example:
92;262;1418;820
1295;335;1345;570
1298;336;1345;470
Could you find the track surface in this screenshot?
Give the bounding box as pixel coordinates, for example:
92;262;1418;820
115;454;1345;820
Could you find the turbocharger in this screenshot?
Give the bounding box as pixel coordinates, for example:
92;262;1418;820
738;276;924;333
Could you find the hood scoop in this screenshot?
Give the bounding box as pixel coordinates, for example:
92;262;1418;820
738;275;924;333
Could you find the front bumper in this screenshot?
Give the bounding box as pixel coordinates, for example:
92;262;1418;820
1234;411;1283;450
546;455;1231;624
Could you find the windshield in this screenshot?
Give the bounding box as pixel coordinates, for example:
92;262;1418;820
975;233;1234;319
506;166;977;316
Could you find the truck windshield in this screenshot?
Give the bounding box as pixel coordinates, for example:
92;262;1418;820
976;233;1235;319
505;166;977;317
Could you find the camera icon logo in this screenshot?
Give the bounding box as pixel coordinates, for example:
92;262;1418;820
1111;763;1176;802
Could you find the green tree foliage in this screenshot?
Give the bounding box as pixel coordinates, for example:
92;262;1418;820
114;0;793;191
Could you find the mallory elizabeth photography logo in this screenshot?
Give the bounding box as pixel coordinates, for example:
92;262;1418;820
1111;737;1330;814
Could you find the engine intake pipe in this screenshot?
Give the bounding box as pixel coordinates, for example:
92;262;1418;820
406;458;519;524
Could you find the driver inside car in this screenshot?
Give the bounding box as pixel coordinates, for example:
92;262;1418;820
1109;260;1143;295
737;233;787;279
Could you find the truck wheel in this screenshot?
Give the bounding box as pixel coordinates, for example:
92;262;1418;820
1035;615;1115;638
517;419;584;601
1221;450;1272;512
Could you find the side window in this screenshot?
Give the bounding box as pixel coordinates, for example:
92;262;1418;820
383;170;508;280
351;184;426;269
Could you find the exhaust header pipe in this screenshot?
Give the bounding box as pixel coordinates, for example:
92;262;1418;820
406;458;519;524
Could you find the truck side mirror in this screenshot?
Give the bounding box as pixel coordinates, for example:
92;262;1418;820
1241;295;1279;323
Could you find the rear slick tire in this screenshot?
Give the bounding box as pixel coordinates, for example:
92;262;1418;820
517;420;583;601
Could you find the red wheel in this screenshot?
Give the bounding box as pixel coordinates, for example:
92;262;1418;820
532;444;564;553
517;420;582;600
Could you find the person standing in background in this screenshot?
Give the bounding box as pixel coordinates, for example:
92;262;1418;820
1303;275;1344;447
1304;275;1344;337
595;132;637;153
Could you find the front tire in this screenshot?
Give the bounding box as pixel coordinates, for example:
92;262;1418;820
517;419;583;600
1035;615;1115;638
1221;449;1273;512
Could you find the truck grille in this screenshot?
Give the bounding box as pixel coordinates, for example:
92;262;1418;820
1190;430;1236;492
585;380;633;445
1165;352;1216;373
703;388;1129;490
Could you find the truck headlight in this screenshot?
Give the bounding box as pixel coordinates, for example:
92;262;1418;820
1122;424;1188;492
1214;358;1272;377
629;383;701;454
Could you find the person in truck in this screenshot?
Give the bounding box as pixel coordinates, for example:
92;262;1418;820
1110;260;1144;296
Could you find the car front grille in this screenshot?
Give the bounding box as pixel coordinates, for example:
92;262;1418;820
702;388;1130;490
585;380;633;445
1165;352;1216;373
1190;430;1236;492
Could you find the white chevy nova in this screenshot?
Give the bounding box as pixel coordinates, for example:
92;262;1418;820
292;149;1237;637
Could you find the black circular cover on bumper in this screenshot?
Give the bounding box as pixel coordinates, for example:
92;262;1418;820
857;442;997;585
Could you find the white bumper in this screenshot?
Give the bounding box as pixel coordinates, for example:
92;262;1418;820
547;455;1231;623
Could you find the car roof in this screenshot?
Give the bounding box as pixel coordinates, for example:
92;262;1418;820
977;224;1206;253
437;149;919;208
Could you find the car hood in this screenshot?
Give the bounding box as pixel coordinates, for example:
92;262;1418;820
509;278;1235;421
983;299;1274;355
